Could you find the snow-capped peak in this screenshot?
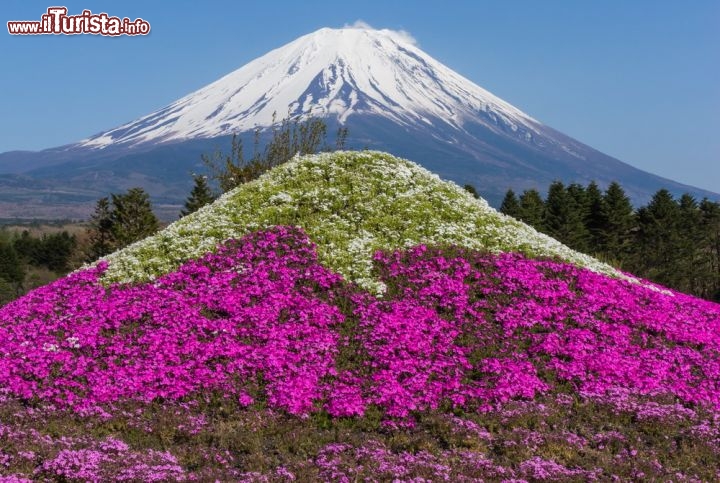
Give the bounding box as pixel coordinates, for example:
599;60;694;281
80;26;541;148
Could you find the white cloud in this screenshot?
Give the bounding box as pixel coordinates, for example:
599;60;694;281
342;20;418;46
344;20;374;30
389;28;418;46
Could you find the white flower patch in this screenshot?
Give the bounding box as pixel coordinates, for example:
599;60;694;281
42;343;60;353
89;150;633;292
66;336;81;349
269;192;293;205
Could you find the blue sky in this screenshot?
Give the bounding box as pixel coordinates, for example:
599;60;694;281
1;1;718;193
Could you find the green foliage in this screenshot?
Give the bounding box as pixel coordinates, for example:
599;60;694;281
517;189;545;227
110;188;160;248
674;194;704;294
1;228;78;306
699;199;720;300
631;189;680;286
84;188;160;264
584;181;606;252
13;230;76;272
12;230;41;263
40;231;77;272
601;182;635;259
86;197;115;262
203;133;258;193
0;240;24;304
566;183;591;253
499;189;521;218
181;175;216;217
0;239;25;286
542;181;589;252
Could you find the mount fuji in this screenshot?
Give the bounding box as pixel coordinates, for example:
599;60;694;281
0;26;716;219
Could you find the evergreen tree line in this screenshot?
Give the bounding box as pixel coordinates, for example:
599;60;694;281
496;181;720;301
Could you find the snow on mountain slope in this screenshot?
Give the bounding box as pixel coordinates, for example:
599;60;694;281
79;26;544;149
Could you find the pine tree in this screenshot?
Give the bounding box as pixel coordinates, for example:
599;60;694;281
86;197;115;262
499;189;521;218
699;198;720;301
181;175;215;217
543;181;588;251
566;183;590;252
676;194;703;294
517;189;545;228
584;181;607;253
632;189;680;286
543;181;567;237
601;181;635;260
567;183;588;213
111;188;160;248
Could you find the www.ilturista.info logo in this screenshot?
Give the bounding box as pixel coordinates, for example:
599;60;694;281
7;7;150;36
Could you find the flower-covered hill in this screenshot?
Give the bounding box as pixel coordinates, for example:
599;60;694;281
99;150;620;292
1;225;720;480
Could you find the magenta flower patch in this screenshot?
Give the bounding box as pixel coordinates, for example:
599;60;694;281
1;226;719;420
2;226;720;479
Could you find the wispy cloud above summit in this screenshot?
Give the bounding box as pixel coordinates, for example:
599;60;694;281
343;19;418;46
344;20;373;30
